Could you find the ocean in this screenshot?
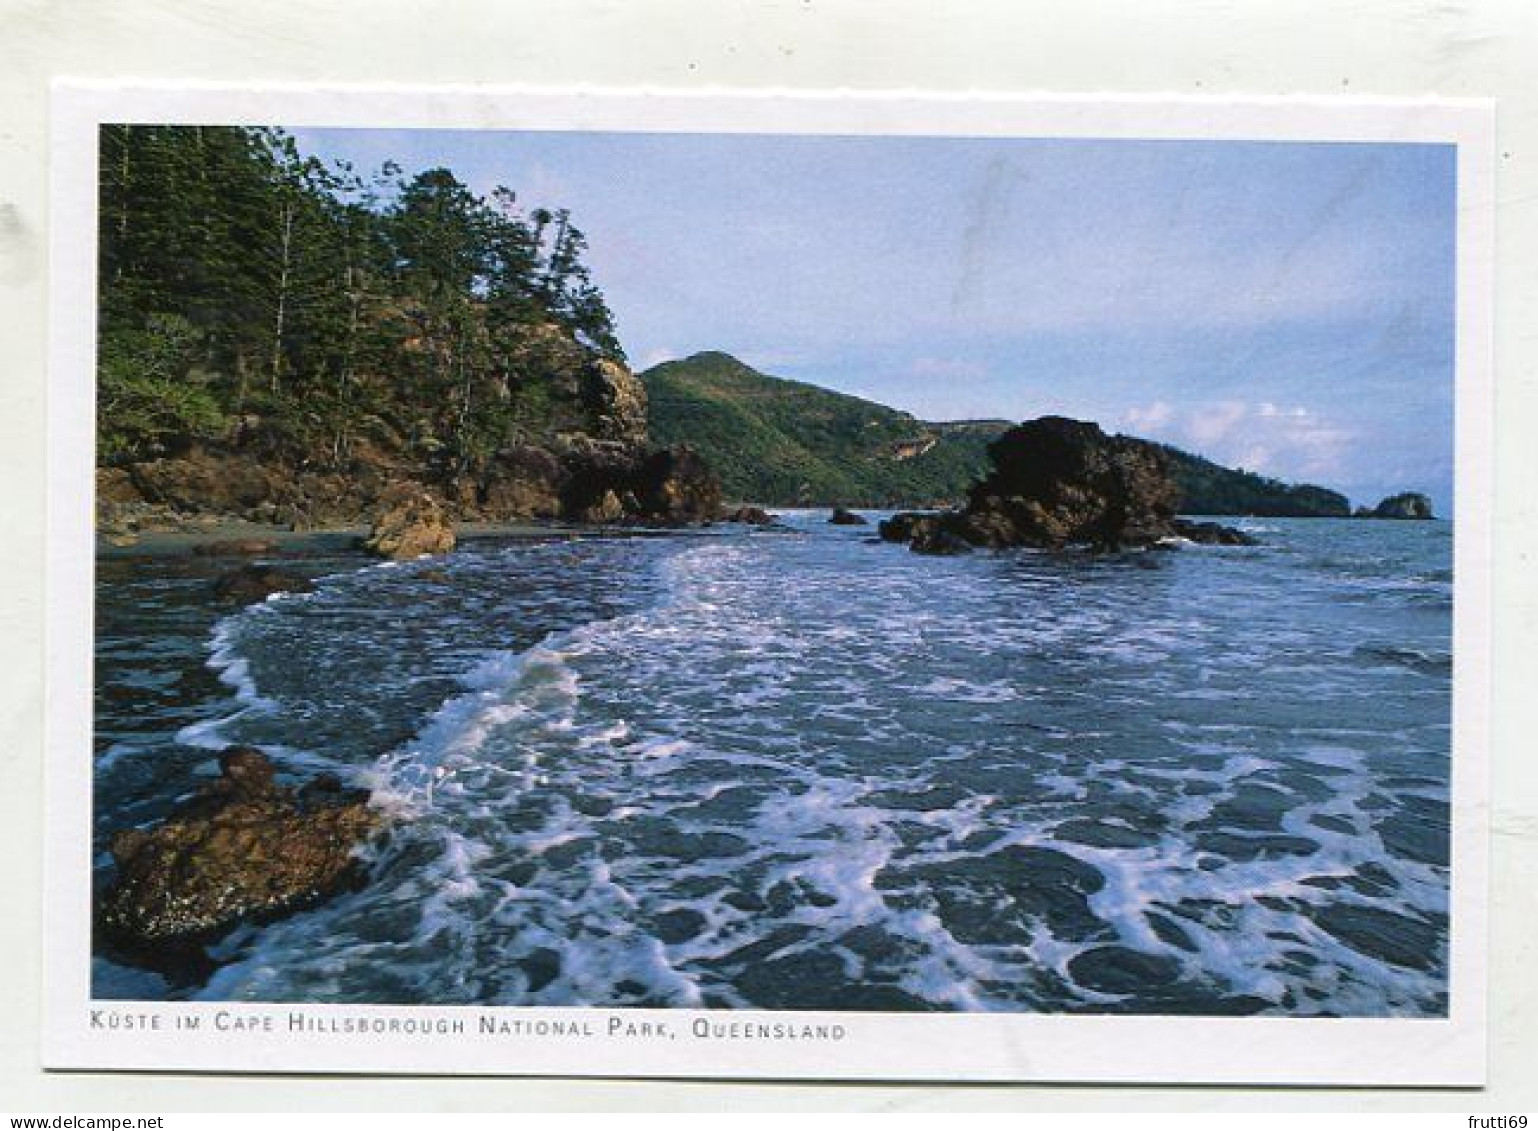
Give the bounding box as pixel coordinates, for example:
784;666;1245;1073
92;512;1453;1015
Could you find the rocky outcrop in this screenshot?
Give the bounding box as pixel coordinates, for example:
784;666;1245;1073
880;416;1248;554
1170;520;1258;546
632;445;723;523
363;485;457;559
96;747;379;958
479;445;565;520
1360;492;1435;520
92;328;720;535
829;508;868;526
212;564;314;604
722;505;777;525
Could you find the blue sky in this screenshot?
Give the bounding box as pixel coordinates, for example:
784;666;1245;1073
293;127;1456;510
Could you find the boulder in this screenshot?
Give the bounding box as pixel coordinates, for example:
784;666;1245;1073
211;563;314;604
96;747;379;957
364;484;457;559
577;488;627;524
880;416;1248;553
829;508;869;526
1369;492;1435;520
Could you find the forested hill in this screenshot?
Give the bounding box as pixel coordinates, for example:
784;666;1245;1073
643;352;1352;516
1154;445;1350;518
642;352;1006;507
96;124;696;529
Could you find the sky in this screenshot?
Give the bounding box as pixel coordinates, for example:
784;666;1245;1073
292;127;1457;511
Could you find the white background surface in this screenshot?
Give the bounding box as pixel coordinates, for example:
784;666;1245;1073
2;0;1535;1113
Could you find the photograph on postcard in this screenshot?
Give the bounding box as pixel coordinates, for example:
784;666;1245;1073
46;88;1492;1081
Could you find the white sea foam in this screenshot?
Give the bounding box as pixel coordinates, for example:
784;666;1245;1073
151;515;1451;1015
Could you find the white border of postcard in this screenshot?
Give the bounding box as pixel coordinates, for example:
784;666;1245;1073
44;83;1495;1084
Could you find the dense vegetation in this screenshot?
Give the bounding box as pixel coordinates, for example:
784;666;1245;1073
643;352;1005;506
1156;446;1350;517
645;352;1353;515
98;125;624;483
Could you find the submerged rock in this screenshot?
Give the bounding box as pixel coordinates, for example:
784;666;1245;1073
191;538;279;557
211;563;314;604
828;507;869;526
1169;519;1258;546
364;484;457;559
97;747;379;959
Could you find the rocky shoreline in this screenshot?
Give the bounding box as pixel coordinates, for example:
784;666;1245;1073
97;748;381;971
91;414;1436;980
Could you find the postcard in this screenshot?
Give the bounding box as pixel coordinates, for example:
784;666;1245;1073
44;84;1493;1083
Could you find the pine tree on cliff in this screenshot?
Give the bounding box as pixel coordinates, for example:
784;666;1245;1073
96;124;626;475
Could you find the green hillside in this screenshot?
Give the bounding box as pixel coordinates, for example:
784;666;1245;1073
1155;445;1350;517
642;351;1352;516
642;352;1003;506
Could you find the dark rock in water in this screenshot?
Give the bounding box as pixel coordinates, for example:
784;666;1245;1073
1170;519;1258;546
211;563;314;605
877;511;937;543
363;483;456;559
721;505;777;525
96;747;379;960
1366;492;1435;520
828;507;868;526
880;417;1250;553
910;524;973;556
1067;946;1183;995
877;511;974;555
963;417;1179;549
1307;903;1441;971
631;443;723;523
191;538;279;557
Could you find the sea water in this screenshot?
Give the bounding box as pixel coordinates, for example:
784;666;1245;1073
91;513;1453;1015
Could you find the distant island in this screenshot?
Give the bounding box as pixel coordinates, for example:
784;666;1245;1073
643;352;1356;518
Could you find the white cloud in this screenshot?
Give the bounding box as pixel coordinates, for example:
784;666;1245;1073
1123;400;1174;430
639;347;679;369
1120;399;1354;481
